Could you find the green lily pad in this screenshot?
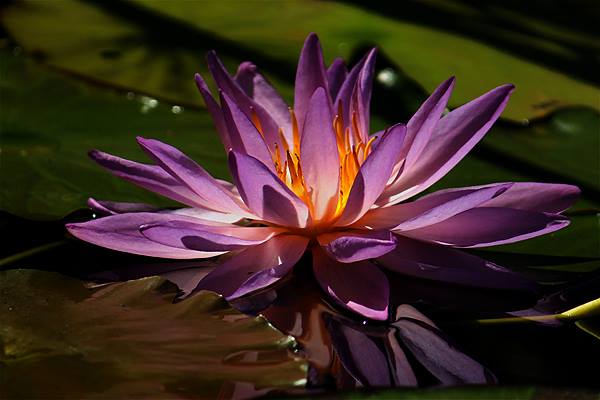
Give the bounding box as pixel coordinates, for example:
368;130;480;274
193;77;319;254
0;47;228;220
0;269;307;399
2;0;598;122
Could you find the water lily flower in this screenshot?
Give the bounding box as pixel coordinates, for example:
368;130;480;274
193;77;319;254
66;33;579;321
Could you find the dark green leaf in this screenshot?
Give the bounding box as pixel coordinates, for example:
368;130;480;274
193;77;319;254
0;269;307;399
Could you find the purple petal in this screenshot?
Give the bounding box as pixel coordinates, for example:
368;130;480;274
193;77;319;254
87;198;160;216
334;49;376;134
168;207;245;224
140;220;281;251
219;91;275;170
382;84;515;205
88;149;205;208
393;306;496;385
194;73;231;150
326;57;347;100
196;235;308;299
312;248;389;320
326;316;397;387
402;77;455;170
353;48;377;141
228;151;309;227
377;235;536;290
206;51;281;155
359;183;512;230
318;230;397;263
336;124;406;226
294;33;331;131
481;182;580;213
402;207;569;248
66;212;226;259
300;87;340;220
136;137;251;215
234;62;292;143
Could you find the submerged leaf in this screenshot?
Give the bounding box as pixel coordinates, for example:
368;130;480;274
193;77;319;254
0;269;307;399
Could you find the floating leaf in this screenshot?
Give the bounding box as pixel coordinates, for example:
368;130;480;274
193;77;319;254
0;269;307;399
0;48;227;220
3;0;599;122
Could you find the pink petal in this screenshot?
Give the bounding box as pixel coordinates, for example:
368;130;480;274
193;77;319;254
300;87;340;220
358;183;512;230
228;151;310;228
136;137;251;215
206;51;281;156
382;84;514;206
312;248;389;321
87;198;160;216
219;91;275;170
480;182;580;213
140;220;281;251
196;235;309;299
66;212;226;259
326;57;347;100
234;62;292;143
336;124;406;226
335;49;376;139
402;207;570;248
294;33;331;131
402;77;455;170
88;149;205;208
318;229;397;263
194;73;231;150
378;235;535;290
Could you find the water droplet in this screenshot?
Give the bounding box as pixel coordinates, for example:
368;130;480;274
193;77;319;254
377;68;398;87
126;91;135;100
139;96;158;113
171;105;183;114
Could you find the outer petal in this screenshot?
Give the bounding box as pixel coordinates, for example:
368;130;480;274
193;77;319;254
234;62;292;143
335;49;376;137
300;87;340;220
401;76;455;170
294;33;331;130
325;316;406;387
168;207;245;224
480;182;580;213
353;48;377;142
87;198;160;216
336;124;406;226
381;84;514;206
206;51;281;156
219;91;275;170
88;150;205;208
358;183;512;230
393;306;496;385
140;220;281;251
312;248;389;320
318;230;397;263
194;73;231;150
377;235;535;290
66;212;226;259
136;137;251;215
402;207;569;248
326;57;347;100
228;151;310;228
195;235;309;299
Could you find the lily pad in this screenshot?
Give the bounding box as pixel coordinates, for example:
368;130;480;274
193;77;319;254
0;269;307;399
2;0;599;122
0;47;228;220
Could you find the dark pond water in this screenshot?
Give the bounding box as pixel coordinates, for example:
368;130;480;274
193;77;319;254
2;210;599;398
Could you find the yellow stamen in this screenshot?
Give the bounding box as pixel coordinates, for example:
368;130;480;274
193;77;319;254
250;107;264;138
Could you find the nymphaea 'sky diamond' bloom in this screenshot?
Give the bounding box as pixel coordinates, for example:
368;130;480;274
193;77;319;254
67;34;579;320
